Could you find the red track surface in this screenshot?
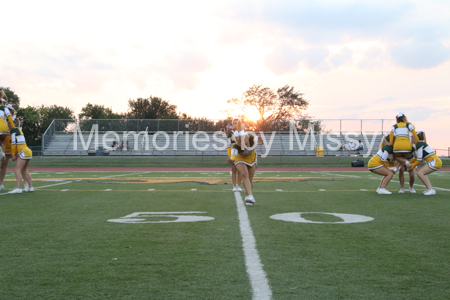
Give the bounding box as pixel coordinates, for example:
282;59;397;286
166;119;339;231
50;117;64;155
15;167;450;172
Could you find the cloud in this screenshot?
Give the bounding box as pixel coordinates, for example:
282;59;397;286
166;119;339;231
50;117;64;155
328;47;353;68
231;0;450;70
357;46;389;69
234;0;413;42
264;44;330;74
153;47;212;90
390;40;450;69
264;43;302;75
298;47;330;70
398;106;446;122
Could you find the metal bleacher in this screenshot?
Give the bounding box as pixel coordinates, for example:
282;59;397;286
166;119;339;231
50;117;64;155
43;131;383;157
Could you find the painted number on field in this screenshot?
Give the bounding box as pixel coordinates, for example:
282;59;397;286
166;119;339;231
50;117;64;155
107;212;215;224
270;212;374;224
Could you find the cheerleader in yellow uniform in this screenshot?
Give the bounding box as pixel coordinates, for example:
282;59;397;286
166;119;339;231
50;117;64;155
8;118;34;194
0;90;16;159
368;135;397;194
227;117;242;192
0;105;17;191
227;121;263;205
408;131;442;196
389;113;420;165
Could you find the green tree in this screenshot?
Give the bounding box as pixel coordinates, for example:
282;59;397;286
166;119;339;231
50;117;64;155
17;104;75;146
226;84;309;121
225;84;316;131
0;86;20;110
79;103;123;119
127;96;178;119
17;106;40;146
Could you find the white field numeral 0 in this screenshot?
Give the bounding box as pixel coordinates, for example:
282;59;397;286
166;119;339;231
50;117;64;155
107;212;215;224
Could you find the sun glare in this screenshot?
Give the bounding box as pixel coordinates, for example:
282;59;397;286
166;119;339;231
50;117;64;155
244;108;261;122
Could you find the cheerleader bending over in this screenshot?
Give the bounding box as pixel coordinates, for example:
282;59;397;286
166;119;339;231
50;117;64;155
227;121;263;205
408;131;442;195
368;135;397;194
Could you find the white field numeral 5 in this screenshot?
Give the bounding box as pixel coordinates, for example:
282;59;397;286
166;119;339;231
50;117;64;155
107;212;215;224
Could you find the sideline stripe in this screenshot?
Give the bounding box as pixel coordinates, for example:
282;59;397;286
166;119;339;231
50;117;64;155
234;192;272;300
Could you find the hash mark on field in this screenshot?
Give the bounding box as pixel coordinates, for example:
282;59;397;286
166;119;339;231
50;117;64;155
104;189;112;191
276;189;283;191
360;189;369;191
234;193;272;299
319;189;326;191
191;189;197;191
148;189;155;191
61;189;69;192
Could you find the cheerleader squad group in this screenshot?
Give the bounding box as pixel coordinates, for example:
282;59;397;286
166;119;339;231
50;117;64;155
0;90;33;194
366;112;440;195
226;113;442;204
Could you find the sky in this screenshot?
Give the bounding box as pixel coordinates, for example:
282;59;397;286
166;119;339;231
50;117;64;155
2;0;450;149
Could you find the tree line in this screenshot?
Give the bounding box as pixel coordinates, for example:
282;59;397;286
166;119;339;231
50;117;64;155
1;84;316;147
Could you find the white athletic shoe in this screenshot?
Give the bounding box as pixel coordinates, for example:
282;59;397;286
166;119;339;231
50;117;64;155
378;188;392;195
409;187;416;193
424;189;436;196
0;185;4;191
245;195;256;205
24;183;29;192
376;188;380;193
8;188;22;194
26;187;34;192
232;186;238;192
237;186;242;192
399;188;405;194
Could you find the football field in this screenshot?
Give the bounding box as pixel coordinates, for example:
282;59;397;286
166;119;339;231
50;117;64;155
1;170;450;299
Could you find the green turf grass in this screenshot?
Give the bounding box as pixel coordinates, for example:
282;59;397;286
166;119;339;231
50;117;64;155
1;171;450;299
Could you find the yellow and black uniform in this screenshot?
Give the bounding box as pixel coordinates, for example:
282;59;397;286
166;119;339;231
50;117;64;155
11;128;32;160
227;131;237;157
410;142;442;171
230;134;257;167
368;145;394;171
389;122;419;154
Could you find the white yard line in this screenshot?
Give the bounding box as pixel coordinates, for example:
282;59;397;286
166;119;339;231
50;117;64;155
389;180;450;192
0;181;74;196
234;192;272;300
100;171;150;178
34;181;74;189
320;172;361;178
